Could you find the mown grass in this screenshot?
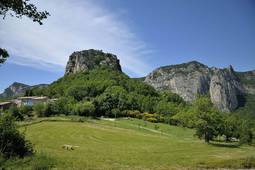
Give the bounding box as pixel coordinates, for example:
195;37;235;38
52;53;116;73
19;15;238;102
2;116;255;169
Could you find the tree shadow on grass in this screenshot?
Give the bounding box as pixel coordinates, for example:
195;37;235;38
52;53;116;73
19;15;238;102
209;141;240;148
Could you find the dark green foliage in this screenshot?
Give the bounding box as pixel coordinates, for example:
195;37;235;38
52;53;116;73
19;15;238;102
0;48;9;64
27;67;254;145
73;101;95;117
0;114;33;158
8;106;24;120
29;68;183;117
0;0;50;25
192;96;222;142
173;95;254;144
155;101;179;116
236;71;255;89
159;91;184;104
238;119;254;145
7;105;33;120
33;103;47;117
235;94;255;118
19;105;33;117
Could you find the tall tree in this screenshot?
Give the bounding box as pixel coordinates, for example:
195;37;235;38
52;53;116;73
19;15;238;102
193;96;222;143
0;48;9;64
0;0;50;25
0;0;50;64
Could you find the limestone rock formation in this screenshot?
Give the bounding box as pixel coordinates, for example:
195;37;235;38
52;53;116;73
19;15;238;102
65;49;122;75
145;61;245;112
209;66;244;112
0;82;48;99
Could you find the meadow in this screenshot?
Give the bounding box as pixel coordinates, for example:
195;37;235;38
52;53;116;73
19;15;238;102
2;117;255;169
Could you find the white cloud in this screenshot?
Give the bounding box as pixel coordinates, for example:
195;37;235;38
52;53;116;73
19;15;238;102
0;0;153;76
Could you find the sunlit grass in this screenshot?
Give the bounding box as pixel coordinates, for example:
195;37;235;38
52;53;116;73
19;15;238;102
3;117;255;169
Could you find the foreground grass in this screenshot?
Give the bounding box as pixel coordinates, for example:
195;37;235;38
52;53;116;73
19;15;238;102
2;116;255;169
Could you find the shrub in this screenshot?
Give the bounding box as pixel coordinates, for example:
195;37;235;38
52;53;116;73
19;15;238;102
127;110;141;118
111;108;121;118
33;103;47;117
74;101;95;117
19;105;33;117
0;114;33;158
141;112;160;122
146;117;158;123
8;106;24;120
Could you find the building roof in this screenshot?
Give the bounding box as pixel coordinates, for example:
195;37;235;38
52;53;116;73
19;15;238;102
0;102;12;106
18;96;48;100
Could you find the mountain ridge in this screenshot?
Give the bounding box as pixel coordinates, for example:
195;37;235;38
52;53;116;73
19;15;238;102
1;49;254;113
0;82;48;99
144;60;254;112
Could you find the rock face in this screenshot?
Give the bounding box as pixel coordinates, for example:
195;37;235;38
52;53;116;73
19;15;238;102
65;49;122;75
0;82;29;98
0;82;48;99
209;66;244;112
145;61;245;112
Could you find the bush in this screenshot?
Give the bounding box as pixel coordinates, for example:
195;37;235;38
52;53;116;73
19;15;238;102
8;106;24;120
74;101;95;117
0;114;33;158
146;117;158;123
33;103;47;117
127;110;141;118
111;108;121;118
19;105;33;117
141;112;158;122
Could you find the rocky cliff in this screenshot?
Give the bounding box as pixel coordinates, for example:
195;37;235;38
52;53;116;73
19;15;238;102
65;49;122;75
0;82;29;98
145;61;246;112
0;82;48;99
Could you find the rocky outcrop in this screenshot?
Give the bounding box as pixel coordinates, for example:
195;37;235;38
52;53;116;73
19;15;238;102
145;61;245;112
65;49;122;75
0;82;29;98
209;66;244;112
145;61;211;102
0;82;48;99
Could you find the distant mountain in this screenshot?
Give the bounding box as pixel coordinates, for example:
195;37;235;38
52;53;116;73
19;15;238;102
145;61;254;112
63;50;255;112
10;49;254;114
0;82;48;99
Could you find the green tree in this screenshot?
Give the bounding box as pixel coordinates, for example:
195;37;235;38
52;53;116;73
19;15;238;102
193;96;223;143
74;101;95;117
0;0;50;25
238;119;254;145
33;103;47;117
19;105;33;117
220;114;239;142
0;48;9;65
1;0;50;64
0;114;33;158
8;106;23;120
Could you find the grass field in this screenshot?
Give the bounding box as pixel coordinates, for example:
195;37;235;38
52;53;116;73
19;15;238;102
2;117;255;169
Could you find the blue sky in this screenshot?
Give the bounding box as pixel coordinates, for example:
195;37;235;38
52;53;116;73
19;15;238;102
1;0;255;92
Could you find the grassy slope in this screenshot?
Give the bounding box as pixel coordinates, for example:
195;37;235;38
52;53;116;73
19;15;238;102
4;117;255;169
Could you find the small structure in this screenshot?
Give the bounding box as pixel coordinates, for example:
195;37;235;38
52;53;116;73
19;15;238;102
0;102;15;110
16;96;48;106
0;96;49;110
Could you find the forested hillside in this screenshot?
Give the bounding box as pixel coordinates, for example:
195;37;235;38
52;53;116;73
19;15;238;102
27;67;184;118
